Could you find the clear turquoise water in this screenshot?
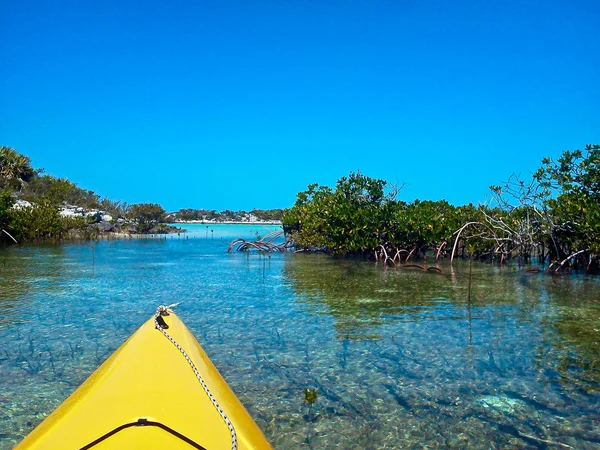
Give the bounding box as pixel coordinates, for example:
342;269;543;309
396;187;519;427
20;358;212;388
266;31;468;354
1;226;599;448
170;222;282;239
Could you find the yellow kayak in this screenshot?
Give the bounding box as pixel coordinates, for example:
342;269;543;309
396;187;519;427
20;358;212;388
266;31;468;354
16;306;272;449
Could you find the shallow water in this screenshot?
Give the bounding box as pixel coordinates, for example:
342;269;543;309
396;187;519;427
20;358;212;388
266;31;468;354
1;227;599;449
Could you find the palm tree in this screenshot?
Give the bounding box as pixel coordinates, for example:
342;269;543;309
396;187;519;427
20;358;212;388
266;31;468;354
0;146;36;190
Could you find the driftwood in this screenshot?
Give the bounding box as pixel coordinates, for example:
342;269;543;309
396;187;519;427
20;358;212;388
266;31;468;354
227;231;292;253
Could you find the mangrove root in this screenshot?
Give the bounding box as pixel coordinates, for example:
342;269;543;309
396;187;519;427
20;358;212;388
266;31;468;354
228;231;292;252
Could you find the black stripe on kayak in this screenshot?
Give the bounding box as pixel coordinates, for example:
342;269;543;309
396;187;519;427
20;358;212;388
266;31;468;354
79;418;208;450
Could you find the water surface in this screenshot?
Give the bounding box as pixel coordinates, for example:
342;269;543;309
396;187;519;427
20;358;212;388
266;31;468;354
1;227;599;448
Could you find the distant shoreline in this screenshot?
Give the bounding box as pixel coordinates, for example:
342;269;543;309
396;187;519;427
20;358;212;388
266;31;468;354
169;220;282;225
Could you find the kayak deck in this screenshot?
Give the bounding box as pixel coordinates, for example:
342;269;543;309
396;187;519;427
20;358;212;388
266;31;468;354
16;309;272;449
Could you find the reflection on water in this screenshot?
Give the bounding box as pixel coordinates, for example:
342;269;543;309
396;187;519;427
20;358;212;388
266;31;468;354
1;236;599;449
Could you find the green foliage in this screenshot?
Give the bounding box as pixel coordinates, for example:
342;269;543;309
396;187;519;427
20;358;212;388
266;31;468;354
22;175;101;208
533;145;600;255
0;189;15;230
552;192;600;254
172;208;283;222
175;208;218;221
385;200;469;252
8;201;87;241
250;208;284;221
283;172;469;256
326;173;387;254
128;203;166;233
0;147;36;190
282;154;600;268
0;188;18;243
303;388;318;405
219;209;253;221
0;145;169;242
534;145;600;198
98;197;128;219
283;182;335;250
1;181;92;243
21;174;128;218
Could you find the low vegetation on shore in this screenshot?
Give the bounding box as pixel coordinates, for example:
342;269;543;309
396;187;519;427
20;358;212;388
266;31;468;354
169;208;283;223
282;144;600;272
0;146;281;244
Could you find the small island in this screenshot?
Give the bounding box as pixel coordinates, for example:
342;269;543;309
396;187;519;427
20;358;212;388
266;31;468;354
0;146;283;244
280;144;600;273
167;208;282;225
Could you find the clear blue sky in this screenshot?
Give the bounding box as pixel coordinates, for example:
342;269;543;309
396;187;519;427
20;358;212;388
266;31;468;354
1;0;598;212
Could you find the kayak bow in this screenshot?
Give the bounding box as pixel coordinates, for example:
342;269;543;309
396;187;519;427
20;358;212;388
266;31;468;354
16;307;272;449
